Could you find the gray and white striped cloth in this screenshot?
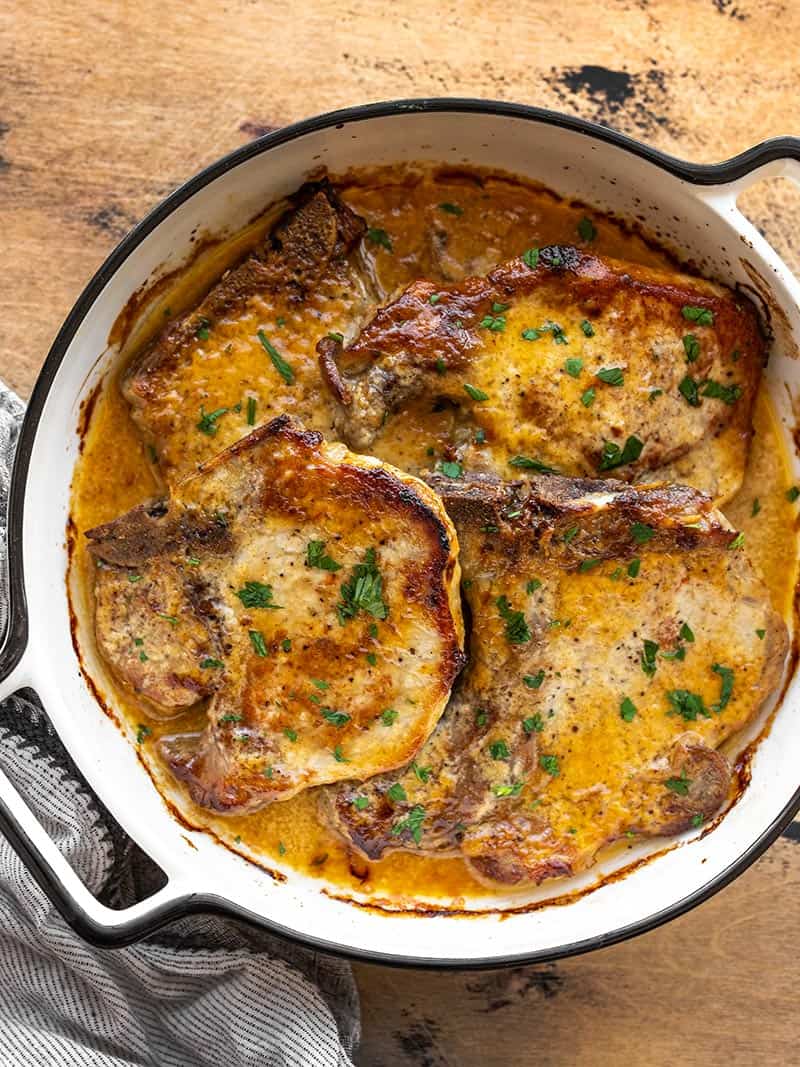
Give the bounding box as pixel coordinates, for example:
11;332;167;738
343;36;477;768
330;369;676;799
0;383;359;1066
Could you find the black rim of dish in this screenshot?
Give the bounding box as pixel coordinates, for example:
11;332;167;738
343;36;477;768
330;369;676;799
3;97;800;966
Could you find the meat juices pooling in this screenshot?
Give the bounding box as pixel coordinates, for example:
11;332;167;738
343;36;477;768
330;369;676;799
70;166;795;904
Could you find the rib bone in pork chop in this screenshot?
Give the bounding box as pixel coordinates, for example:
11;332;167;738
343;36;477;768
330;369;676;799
325;473;787;886
319;247;764;504
86;416;465;812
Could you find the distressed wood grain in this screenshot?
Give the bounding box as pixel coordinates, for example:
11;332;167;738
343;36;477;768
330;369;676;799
2;1;799;1063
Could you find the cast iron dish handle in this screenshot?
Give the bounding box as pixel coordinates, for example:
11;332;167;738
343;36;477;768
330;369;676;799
0;115;799;948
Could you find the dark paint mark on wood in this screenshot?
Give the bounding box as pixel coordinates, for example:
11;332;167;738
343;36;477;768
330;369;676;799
393;1018;446;1067
239;120;281;139
713;0;748;19
85;203;139;240
465;964;564;1010
545;64;682;139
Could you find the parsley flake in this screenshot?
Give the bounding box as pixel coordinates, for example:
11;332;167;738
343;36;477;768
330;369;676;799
366;227;393;251
307;540;342;572
257;330;294;384
237;581;282;609
681;306;714;326
337;547;388;624
496;595;532;644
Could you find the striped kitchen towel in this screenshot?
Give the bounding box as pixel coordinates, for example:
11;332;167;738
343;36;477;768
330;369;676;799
0;383;358;1066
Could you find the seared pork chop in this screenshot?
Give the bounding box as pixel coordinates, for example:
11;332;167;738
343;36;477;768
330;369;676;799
326;473;787;886
87;416;465;812
319;247;764;504
124;181;373;485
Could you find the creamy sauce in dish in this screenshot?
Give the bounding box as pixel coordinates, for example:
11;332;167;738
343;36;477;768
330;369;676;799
69;166;798;907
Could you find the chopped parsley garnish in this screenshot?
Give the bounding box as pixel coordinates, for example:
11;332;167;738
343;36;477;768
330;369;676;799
387;782;407;803
196;405;229;436
195;316;211;341
147;444;158;463
680;622;695;643
327;331;344;343
337;547;388;624
523;713;544;734
579;558;602;572
136;724;151;744
412;761;432;783
751;498;761;517
596;367;624;386
492;301;510;313
366;227;393;251
480;314;506;332
563;525;580;544
492;781;524;797
526;579;542;594
679;375;701;406
464;383;489;402
539;754;560;777
729;531;745;550
691;813;704;828
711;663;734;711
683;334;700;362
522;247;540;268
278;841;287;855
581;387;596;407
787;486;800;502
564;357;583;378
366;652;377;666
438;202;463;215
237;581;282;609
128;573;143;583
521;327;542;341
523;671;545;689
257;329;294;384
200;657;224;669
435;357;447;374
429;293;441;305
475;709;488;727
391;805;425;844
681;306;714;326
381;708;398;726
665;767;692;795
598;435;644;471
474;428;486;444
627;558;641;578
666;689;709;721
220;713;243;723
580;319;595;337
508;455;560;474
283;727;298;742
281;638;292;652
322;709;350;728
333;744;349;763
649;388;663;402
630;522;655;544
620;697;637;722
756;628;766;640
158;613;178;625
577;216;597;242
249;630;268;657
353;795;370;811
306;540;342;572
700;379;741;405
489;740;510;760
246;396;257;426
641;639;659;677
434;460;462;481
496;594;532;644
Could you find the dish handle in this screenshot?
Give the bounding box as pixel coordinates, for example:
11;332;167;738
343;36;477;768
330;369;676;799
0;661;201;947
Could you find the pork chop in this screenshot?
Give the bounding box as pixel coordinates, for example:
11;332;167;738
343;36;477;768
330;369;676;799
86;416;465;812
123;180;374;485
325;473;787;886
319;246;765;504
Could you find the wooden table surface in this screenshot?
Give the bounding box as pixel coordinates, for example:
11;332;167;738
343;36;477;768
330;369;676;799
3;2;800;1063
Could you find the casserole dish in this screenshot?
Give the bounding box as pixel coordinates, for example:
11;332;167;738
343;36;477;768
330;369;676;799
2;98;800;967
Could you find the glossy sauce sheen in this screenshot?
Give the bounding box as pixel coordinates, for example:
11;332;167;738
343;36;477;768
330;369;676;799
70;168;798;906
